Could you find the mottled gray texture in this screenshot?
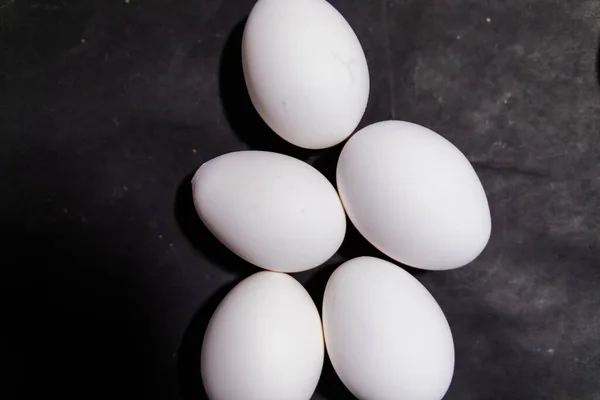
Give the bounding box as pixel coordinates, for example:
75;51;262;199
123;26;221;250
1;0;599;399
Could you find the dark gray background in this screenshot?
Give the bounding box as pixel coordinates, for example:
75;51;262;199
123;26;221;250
1;0;599;399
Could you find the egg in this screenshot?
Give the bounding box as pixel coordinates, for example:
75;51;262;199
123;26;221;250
242;0;369;149
337;121;491;270
202;271;324;400
322;256;455;400
192;151;346;272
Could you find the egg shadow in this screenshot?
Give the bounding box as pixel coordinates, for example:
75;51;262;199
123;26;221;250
2;231;169;399
174;171;257;276
310;143;343;187
177;281;240;400
316;352;357;400
219;19;314;161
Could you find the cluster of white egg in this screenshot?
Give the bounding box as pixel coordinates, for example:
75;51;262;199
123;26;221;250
193;0;491;399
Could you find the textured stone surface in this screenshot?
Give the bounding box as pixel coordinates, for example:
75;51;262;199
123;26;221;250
1;1;599;399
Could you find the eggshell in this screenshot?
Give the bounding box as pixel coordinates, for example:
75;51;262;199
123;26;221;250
322;257;455;400
242;0;369;149
337;120;491;270
202;271;324;400
192;151;346;272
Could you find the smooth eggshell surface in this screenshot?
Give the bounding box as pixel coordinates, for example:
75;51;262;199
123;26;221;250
242;0;369;149
192;151;346;272
202;272;324;400
337;120;491;270
323;257;455;400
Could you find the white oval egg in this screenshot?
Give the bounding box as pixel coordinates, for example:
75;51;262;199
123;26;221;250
337;120;491;270
192;151;346;272
323;257;455;400
202;272;324;400
242;0;369;149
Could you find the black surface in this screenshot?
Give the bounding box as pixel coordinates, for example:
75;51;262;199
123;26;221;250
2;0;599;399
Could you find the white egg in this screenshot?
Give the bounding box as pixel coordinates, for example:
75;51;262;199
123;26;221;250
242;0;369;149
337;121;491;270
202;271;324;400
323;257;455;400
192;151;346;272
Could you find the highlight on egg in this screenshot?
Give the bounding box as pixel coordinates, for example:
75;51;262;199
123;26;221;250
322;256;455;400
337;120;492;270
192;151;346;273
201;271;324;400
242;0;370;149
